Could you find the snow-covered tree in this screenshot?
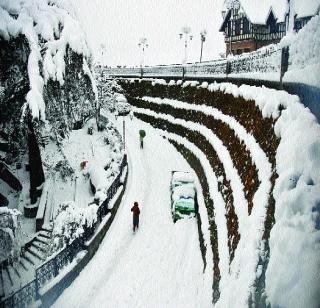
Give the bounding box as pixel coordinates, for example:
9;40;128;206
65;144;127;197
0;207;22;263
49;201;98;251
0;0;97;161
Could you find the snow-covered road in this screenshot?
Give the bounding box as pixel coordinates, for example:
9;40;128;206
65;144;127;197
53;117;211;308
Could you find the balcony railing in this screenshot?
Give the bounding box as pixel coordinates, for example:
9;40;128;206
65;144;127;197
224;31;286;43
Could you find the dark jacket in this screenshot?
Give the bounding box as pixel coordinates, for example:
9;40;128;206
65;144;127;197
131;205;140;217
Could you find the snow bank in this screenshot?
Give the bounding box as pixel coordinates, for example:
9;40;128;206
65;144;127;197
281;14;320;87
89;164;109;191
0;0;92;119
266;99;320;308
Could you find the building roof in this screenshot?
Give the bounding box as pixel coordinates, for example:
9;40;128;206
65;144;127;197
242;0;287;24
291;0;320;19
222;0;288;25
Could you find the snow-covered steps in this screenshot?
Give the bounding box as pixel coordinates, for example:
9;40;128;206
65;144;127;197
37;230;52;241
0;228;53;298
25;246;46;262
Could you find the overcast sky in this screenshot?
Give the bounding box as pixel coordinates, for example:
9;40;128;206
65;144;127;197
72;0;226;66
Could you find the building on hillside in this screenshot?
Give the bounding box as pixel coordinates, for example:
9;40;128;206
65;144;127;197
219;0;320;56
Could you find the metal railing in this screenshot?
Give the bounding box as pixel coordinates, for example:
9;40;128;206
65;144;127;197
1;154;127;308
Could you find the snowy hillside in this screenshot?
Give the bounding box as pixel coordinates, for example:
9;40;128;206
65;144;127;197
0;0;127;301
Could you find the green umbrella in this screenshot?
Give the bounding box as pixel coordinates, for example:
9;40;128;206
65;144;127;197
139;129;146;138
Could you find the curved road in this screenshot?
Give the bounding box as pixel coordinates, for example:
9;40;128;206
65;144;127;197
53;117;210;308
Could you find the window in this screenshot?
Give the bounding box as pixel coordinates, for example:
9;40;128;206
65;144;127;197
267;12;277;33
270;21;277;33
227;21;232;36
243;17;250;34
235;19;241;36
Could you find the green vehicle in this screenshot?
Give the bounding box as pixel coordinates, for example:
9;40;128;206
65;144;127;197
170;171;198;222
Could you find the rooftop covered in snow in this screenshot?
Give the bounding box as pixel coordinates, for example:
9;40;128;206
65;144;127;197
221;0;320;25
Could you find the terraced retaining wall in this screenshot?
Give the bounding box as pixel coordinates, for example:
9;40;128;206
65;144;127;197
118;79;279;305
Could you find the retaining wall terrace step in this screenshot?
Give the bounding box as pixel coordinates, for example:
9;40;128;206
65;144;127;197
1;269;13;296
26;247;45;262
38;233;51;240
6;265;22;293
39;228;53;236
19;259;28;271
31;242;47;254
22;254;35;266
34;237;48;245
14;262;28;276
4;267;12;287
11;264;20;279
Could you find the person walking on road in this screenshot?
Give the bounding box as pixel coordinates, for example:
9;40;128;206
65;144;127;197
131;201;140;232
139;129;146;149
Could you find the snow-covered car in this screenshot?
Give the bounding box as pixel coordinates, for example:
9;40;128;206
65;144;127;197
170;171;197;222
115;94;131;116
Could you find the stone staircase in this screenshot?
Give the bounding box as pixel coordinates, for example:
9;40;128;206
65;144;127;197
0;228;52;300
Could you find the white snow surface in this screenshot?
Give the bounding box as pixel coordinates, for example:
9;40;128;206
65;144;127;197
281;14;320;88
53;116;212;308
0;0;92;119
172;171;194;184
291;0;320;18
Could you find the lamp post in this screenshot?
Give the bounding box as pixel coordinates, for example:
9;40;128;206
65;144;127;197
199;29;207;63
179;26;193;64
138;37;148;78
